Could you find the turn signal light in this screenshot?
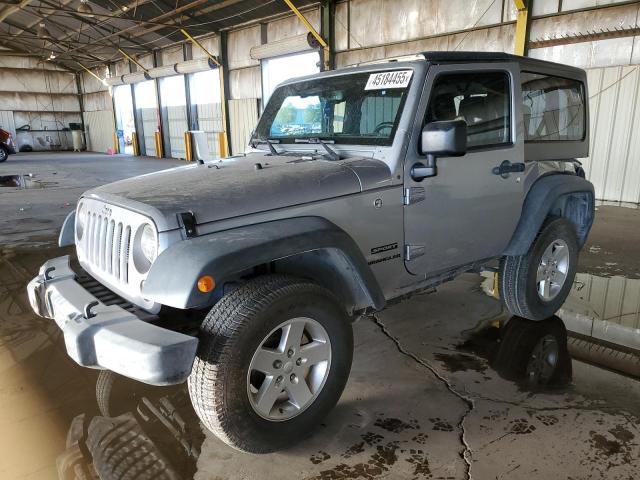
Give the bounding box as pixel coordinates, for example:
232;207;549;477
197;275;215;293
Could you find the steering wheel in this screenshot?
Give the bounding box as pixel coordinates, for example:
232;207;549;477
373;122;394;135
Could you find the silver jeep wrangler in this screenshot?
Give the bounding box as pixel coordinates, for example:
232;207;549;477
28;52;594;453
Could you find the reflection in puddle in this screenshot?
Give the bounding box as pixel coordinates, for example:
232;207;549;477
0;174;56;189
2;243;636;479
561;273;640;351
458;315;573;390
58;372;203;480
481;270;640;378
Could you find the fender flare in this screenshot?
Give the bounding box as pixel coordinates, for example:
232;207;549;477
59;211;76;247
143;216;385;311
504;174;595;256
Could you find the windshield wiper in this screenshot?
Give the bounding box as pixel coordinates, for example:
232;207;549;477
295;138;340;161
252;138;281;156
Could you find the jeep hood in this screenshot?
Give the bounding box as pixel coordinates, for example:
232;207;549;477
85;154;390;230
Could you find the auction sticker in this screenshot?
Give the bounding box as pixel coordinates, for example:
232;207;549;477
365;70;413;90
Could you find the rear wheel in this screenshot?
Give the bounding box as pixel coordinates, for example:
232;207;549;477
188;275;353;453
0;146;8;163
499;217;578;320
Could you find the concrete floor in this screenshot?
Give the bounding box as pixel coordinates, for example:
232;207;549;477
1;153;639;479
0;152;182;245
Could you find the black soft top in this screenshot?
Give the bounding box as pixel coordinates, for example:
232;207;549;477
420;51;585;79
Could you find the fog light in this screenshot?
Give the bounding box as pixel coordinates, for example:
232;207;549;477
197;275;215;293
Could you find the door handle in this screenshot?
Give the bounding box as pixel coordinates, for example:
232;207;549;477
492;160;525;178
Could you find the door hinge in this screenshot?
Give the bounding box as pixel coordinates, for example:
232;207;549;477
405;244;425;261
403;187;426;205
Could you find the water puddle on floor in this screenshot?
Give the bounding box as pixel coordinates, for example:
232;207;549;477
0;174;56;189
479;271;640;378
0;243;203;479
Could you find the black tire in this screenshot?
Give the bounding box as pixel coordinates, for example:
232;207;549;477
0;146;8;163
87;413;181;480
56;414;100;480
95;370;116;417
493;316;572;387
188;275;353;453
499;217;578;320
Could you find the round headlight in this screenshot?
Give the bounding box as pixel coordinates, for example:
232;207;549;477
140;223;158;263
76;203;85;239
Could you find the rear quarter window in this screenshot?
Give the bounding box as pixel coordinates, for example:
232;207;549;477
521;72;585;142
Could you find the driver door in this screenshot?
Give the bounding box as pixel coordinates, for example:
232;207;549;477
403;63;526;276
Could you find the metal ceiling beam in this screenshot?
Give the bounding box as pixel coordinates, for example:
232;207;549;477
43;0;155;53
52;0;155;44
3;20;104;61
283;0;330;69
24;4;207;31
0;0;33;22
59;0;243;61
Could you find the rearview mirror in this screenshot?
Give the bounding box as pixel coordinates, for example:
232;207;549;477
412;120;467;181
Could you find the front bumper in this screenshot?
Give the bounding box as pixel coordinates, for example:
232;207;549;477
27;256;198;385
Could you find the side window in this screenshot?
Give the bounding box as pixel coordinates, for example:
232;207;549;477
521;72;585;141
425;72;511;149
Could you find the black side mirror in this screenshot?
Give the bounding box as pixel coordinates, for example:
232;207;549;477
412;120;467;181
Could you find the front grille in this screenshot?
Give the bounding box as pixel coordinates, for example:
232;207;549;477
84;212;132;285
75;198;159;312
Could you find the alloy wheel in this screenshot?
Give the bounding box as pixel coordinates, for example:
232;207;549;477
536;239;570;301
247;317;332;421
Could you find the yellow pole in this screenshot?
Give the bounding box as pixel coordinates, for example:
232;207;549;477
154;131;163;158
118;48;149;73
132;132;140;156
283;0;330;70
184;131;193;162
217;132;228;158
75;61;106;84
513;0;529;56
180;28;229;158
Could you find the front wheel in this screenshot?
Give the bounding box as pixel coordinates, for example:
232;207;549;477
499;217;578;320
0;146;8;163
188;275;353;453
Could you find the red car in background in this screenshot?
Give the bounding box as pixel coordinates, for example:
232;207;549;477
0;128;16;163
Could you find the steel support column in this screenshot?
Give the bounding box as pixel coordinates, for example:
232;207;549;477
513;0;532;56
321;0;336;70
181;28;229;158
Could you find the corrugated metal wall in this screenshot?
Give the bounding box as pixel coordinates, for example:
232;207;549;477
229;98;259;155
584;65;640;206
140;108;157;157
167;105;188;158
196;102;223;158
84;110;113;153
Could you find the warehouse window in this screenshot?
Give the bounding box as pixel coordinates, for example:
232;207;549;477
426;72;511;149
159;75;188;159
521;72;585;141
189;70;222;156
262;51;320;105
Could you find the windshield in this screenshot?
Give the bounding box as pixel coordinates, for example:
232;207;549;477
253;70;413;146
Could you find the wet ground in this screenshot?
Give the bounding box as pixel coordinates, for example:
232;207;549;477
0;152;181;245
1;153;639;479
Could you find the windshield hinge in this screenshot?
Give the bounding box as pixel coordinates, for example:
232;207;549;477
403;187;425;205
178;211;197;238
